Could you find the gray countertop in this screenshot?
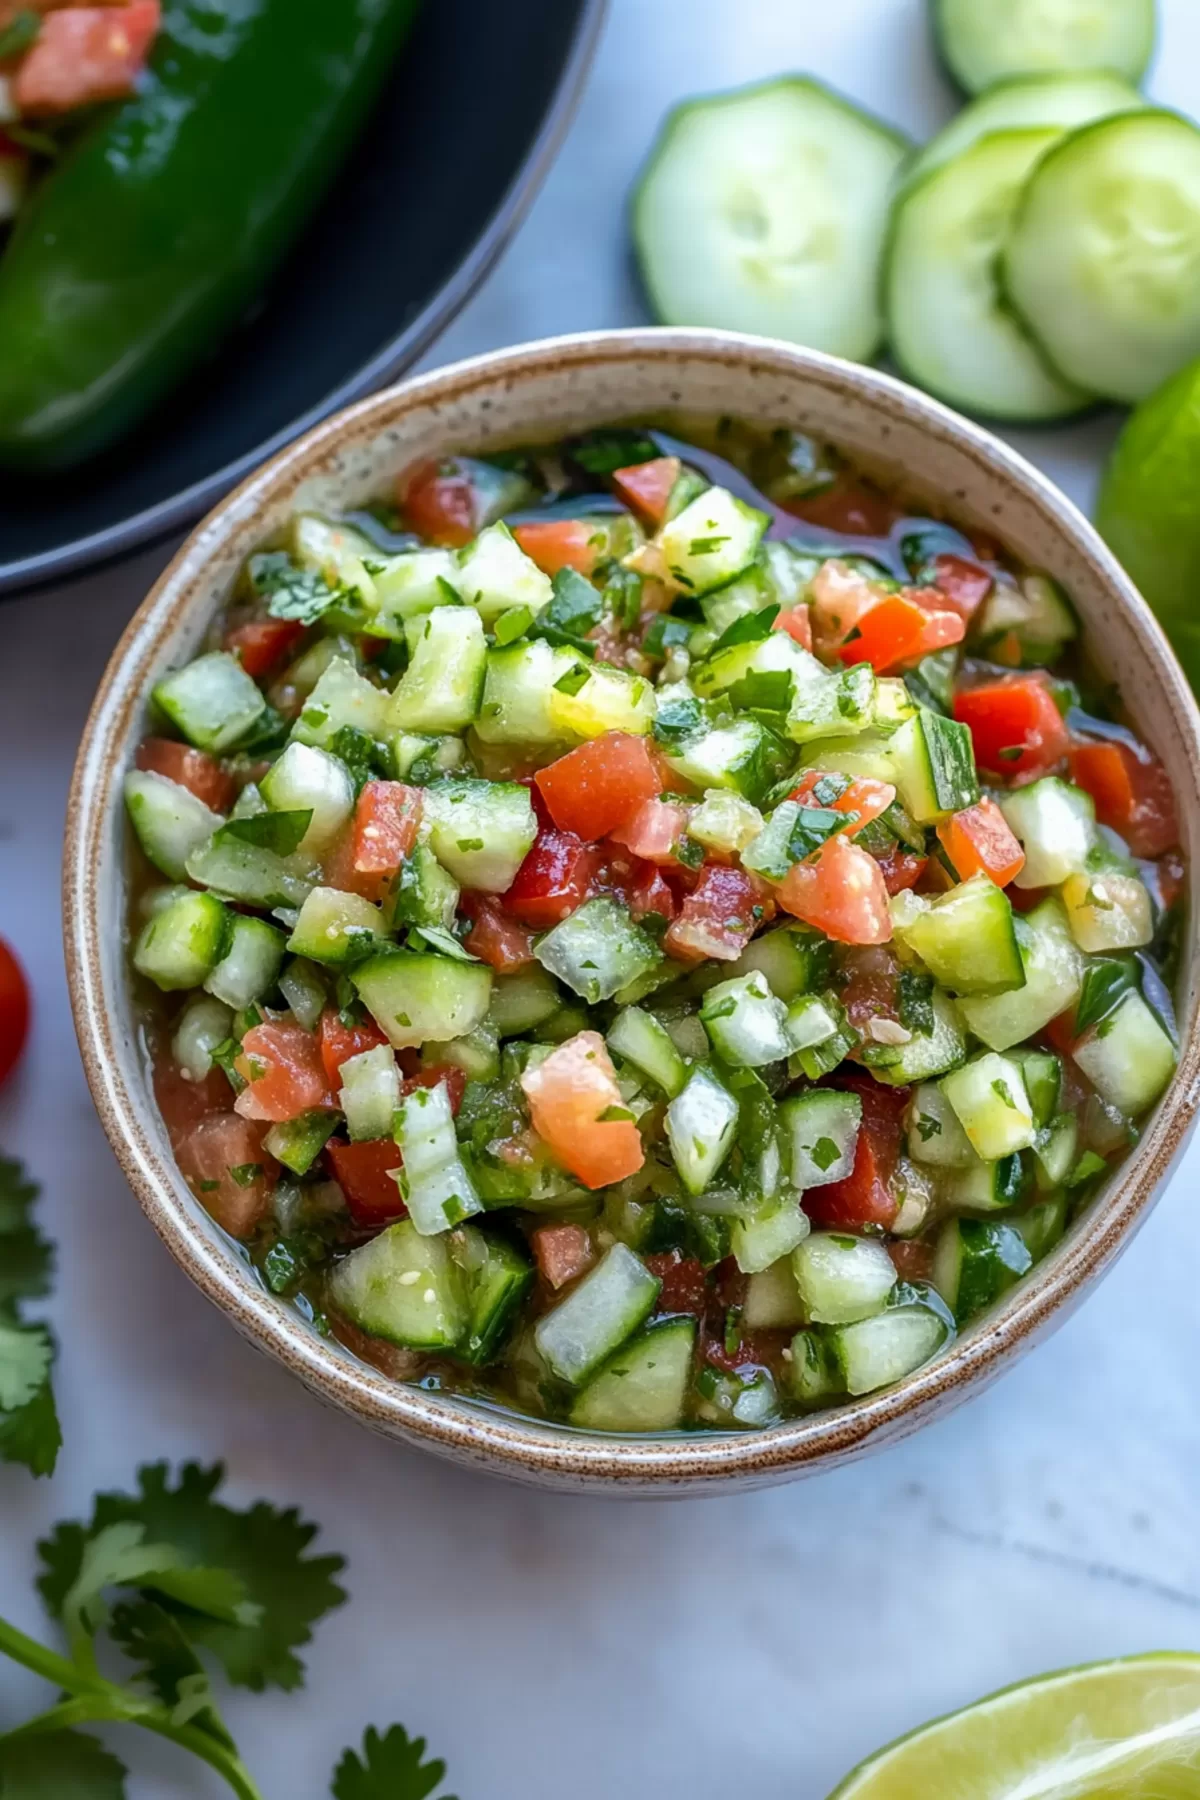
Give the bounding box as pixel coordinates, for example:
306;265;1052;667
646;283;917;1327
3;3;1200;1794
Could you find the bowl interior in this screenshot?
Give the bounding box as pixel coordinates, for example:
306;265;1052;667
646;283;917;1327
66;331;1200;1494
0;0;601;595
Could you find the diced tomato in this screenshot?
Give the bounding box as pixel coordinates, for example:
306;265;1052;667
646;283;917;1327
608;797;692;864
809;560;884;649
889;1239;934;1283
223;618;304;679
535;732;663;840
612;457;680;529
0;937;30;1090
396;457;478;546
839;947;901;1036
1042;1007;1080;1057
704;1326;786;1375
664;864;763;963
784;479;896;539
234;1022;333;1123
505;827;598;928
1156;847;1186;913
644;1251;708;1316
953;676;1069;781
403;1065;467;1116
321;826;387;904
790;772;896;836
152;1055;229;1147
1067;740;1179;858
773;604;813;650
777;836;892;946
804;1075;908;1232
462;897;536;972
513;520;600;577
520;1030;644;1190
135;737;235;814
325;1137;405;1228
874;842;928;896
16;1;160;114
628;861;677;923
936;798;1026;886
931;553;993;621
176;1114;278;1239
351;781;422;876
531;1222;596;1290
838;591;964;674
317;1009;390;1089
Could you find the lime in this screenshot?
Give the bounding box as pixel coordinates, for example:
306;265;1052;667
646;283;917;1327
828;1654;1200;1798
1097;358;1200;695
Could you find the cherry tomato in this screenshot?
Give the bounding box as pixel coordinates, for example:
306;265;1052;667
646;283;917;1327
0;938;30;1089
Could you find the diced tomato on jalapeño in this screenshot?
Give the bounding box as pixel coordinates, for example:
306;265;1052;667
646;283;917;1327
15;1;160;114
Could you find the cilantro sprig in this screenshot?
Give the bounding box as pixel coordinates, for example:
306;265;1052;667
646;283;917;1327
0;1156;61;1478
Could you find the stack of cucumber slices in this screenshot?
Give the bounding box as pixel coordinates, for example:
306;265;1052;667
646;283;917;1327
634;0;1200;422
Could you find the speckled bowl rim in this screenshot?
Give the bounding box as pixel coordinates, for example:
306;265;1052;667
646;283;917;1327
64;329;1200;1496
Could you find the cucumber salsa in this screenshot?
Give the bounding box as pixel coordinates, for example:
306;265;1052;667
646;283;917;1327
124;418;1185;1435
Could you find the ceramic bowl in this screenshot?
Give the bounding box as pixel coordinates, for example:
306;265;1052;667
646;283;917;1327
64;329;1200;1496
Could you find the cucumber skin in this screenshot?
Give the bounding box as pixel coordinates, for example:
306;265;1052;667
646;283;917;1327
931;0;1156;97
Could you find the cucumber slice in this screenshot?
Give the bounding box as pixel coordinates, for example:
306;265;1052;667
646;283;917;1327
700;971;793;1068
907;1081;975;1168
687;790;765;856
943;1052;1037;1160
1060;868;1153;954
663;717;792;805
292;658;391;752
204;915;285;1011
731;924;832;1002
124;770;224;882
779;1089;862;1190
606;1006;687;1099
352;952;493;1051
785;1329;844;1406
456;1225;534;1366
829;1294;951;1395
1011;1048;1063;1129
291;514;378;604
1016;1192;1069;1262
534;1243;662;1386
886;131;1093;423
264;1111;338;1177
945;1150;1028;1213
858;989;967;1086
731;1195;810;1276
1072;989;1177;1116
338;1044;401;1143
786;665;877;746
423;1024;500;1084
372;547;461;638
534;898;662;1005
258;742;354;855
185;833;316;910
152;652;266;753
933;1216;1032;1325
328;1219;466;1350
389;606;487;734
171;995;233;1082
475;640;580;747
570;1319;696;1431
974;572;1078;664
694;1364;780;1429
657;487;769;596
1033;1113;1078;1190
394;1080;483;1234
904;72;1144;188
487;966;562;1038
633;77;910;361
421;779;537;892
932;0;1156;94
743;1256;806;1330
794;1232;897;1325
1006;111;1200;403
887;709;979;823
958;896;1085;1051
278;957;327;1030
665;1065;740;1195
456;522;553;624
895;873;1025;996
547;663;656;740
132;889;229;992
286;886;388;968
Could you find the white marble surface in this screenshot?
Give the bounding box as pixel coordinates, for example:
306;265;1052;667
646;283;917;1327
4;3;1200;1794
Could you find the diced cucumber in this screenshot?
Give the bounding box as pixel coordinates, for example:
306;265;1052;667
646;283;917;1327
933;1217;1032;1325
942;1052;1036;1160
259;742;354;854
386;845;460;934
659;1010;711;1062
171;995;233;1082
1000;777;1095;888
975;572;1078;664
534;1243;661;1386
421;779;537;892
338;1044;401;1142
945;1151;1027;1214
124;770;224;881
186;833;316;909
1060;869;1153;954
693;626;819;702
657;486;769;595
389;606;486;734
1072;990;1177;1116
887;709;979;823
700;971;792;1068
487;966;562;1038
547;663;656;740
663;717;791;804
292;658;391;751
394;1080;483;1234
859;988;967;1086
454;1225;534;1365
204;915;285;1010
534;898;661;1005
731;1194;810;1276
932;0;1155;95
633;77;910;361
353;952;492;1051
423;1024;500;1085
1016;1193;1069;1264
786;994;859;1082
733;925;831;1001
907;1081;975;1168
607;1006;687;1099
456;522;553;623
793;1232;897;1325
372;547;461;637
694;1364;781;1429
743;1257;806;1330
829;1293;952;1395
795;730;897;786
570;1319;696;1431
786;664;877;745
1011;1048;1063;1129
687;790;765;855
785;1330;844;1407
665;1065;740;1195
779;1089;861;1190
328;1219;466;1350
1034;1113;1078;1191
278;957;327;1031
475;640;580;746
958;897;1085;1051
153;652;265;753
133;890;229;992
263;1111;336;1177
291;514;378;604
286;887;388;968
895;874;1024;996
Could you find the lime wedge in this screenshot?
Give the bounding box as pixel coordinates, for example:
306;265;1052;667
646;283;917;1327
828;1654;1200;1798
1097;359;1200;695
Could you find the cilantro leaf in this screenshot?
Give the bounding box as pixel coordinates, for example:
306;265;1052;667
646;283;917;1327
60;1520;257;1654
109;1598;235;1747
530;566;603;655
331;1725;456;1800
0;1155;53;1308
566;428;658;478
38;1463;346;1693
0;1729;127;1799
705;603;780;659
0;1319;52;1412
247;552;341;626
0;1376;62;1478
217;811;313;857
0;11;40;59
0;1158;61;1479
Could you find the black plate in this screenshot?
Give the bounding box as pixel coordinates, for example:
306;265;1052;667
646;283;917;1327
0;0;606;596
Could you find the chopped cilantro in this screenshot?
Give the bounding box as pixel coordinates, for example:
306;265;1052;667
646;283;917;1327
0;11;40;58
248;552;343;626
810;1136;841;1173
705;603;780;659
0;1156;61;1479
228;1163;263;1189
991;1078;1018;1110
916;1114;942;1143
217;809;313;857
